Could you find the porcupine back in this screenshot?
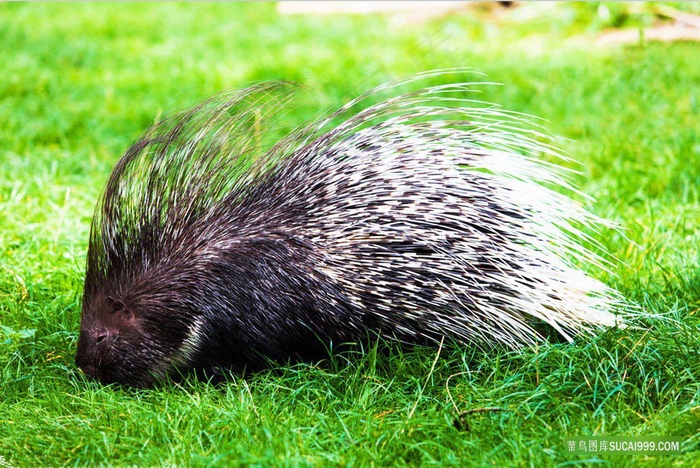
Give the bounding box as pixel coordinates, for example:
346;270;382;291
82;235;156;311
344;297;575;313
77;73;622;387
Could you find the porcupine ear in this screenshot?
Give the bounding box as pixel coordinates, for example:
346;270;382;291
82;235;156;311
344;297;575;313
85;82;316;290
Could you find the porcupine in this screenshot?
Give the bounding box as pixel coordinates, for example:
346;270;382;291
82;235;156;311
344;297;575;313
75;73;623;388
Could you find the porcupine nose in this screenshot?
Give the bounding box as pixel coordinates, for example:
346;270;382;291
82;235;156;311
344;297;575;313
79;362;98;379
75;342;96;378
75;328;118;379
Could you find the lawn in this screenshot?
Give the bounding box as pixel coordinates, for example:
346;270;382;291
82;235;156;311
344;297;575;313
0;2;698;466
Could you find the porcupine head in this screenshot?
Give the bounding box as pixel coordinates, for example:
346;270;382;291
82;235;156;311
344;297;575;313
76;74;624;388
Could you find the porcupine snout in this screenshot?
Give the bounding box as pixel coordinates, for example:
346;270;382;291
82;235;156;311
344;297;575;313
75;329;110;379
75;309;127;383
75;293;159;386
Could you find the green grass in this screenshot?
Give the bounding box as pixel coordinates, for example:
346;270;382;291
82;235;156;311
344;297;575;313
1;2;698;466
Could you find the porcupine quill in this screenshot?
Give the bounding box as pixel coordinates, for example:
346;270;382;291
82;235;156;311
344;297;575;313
75;72;624;388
